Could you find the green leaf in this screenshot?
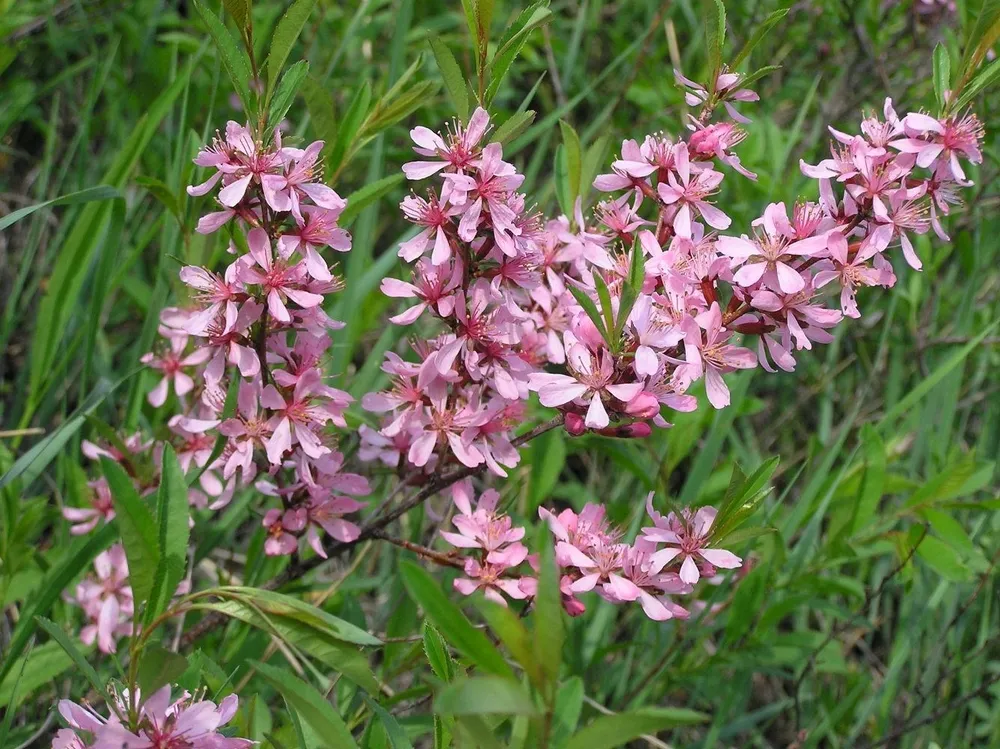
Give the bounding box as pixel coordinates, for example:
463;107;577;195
137;646;189;697
302;72;337;144
328;81;371;175
558;120;582;207
399;561;514;679
423;622;456;682
915;535;970;581
476;601;543;690
267;59;309;132
429;38;469;121
0;642;76;710
567;285;609;344
491;110;535;144
33;619;110;707
145;444;190;625
196;599;380;692
339;173;405;227
614;239;644;341
527;429;566;512
192;0;253;114
731;8;787;69
0;372;135;491
435;676;539;716
579;134;610;203
592;273;615;344
958;0;1000;85
213;587;381;645
903;453;982;511
222;0;251;31
102;457;160;606
853;424;886;533
0;185;118;232
485;2;552;104
737;64;781;89
0;523;116;688
135;176;181;223
362;694;415;749
934;43;951;113
567;707;707;749
265;0;317;99
550;677;584;748
532;534;563;697
954;56;1000;110
702;0;726;85
252;660;359;748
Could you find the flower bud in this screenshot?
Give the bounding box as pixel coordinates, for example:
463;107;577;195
564;413;587;436
625;392;660;419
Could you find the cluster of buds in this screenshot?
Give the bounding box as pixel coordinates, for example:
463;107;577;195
53;687;250;748
439;481;741;621
135;121;368;557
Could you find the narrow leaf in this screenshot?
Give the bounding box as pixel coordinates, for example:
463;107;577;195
0;186;118;232
435;676;539;716
429;38;469;121
102;457;160;606
567;707;707;749
266;0;317;98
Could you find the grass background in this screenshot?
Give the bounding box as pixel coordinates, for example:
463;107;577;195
1;0;998;746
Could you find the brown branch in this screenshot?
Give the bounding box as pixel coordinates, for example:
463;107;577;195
179;414;564;647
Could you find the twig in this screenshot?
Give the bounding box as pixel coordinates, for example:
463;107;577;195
179;415;564;647
857;672;1000;749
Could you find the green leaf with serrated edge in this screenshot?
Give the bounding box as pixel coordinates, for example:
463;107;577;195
252;660;358;748
328;81;371;175
702;0;726;87
731;8;788;69
340;173;405;227
567;285;609;343
267;59;309;132
714;526;775;548
592;273;615;345
145;444;190;625
102;457;160;606
0;185;118;232
934;43;951;113
265;0;317;100
737;65;781;89
485;2;552;104
429;38;469;121
137;646;189;698
212;587;381;645
399;561;514;679
533;533;563;699
302;72;337;143
567;707;707;749
195;599;380;692
550;677;584;748
135;176;181;222
0;523;116;688
362;694;415;749
559;120;582;206
954;57;1000;111
423;622;455;682
34;618;112;709
476;600;543;690
363;80;440;136
222;0;250;31
491;110;535;144
192;0;253;114
580;134;610;201
435;676;539;715
916;535;970;581
853;424;885;533
614;239;644;341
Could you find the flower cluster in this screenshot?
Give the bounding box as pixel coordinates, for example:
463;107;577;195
53;687;250;748
136;120;367;557
439;482;741;621
66;544;133;654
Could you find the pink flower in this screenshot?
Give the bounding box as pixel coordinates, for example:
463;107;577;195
403;107;491;179
71;544;133;654
453;556;532;606
62;478;115;535
656;143;730;236
304;495;364;557
440;484;527;564
187;120;283;207
140;328;211;407
238;228;325;323
277;205;351;282
262;140;345;221
642;500;742;584
717;217;823;295
529;343;642;428
263;507;305;555
398;193;463;264
261;370;348;464
678;303;757;409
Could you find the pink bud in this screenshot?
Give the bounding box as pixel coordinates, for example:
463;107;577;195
564;413;587;436
571;313;606;351
620;422;652;439
625;392;660;419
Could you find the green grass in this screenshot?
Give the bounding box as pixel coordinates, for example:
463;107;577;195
1;0;999;747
